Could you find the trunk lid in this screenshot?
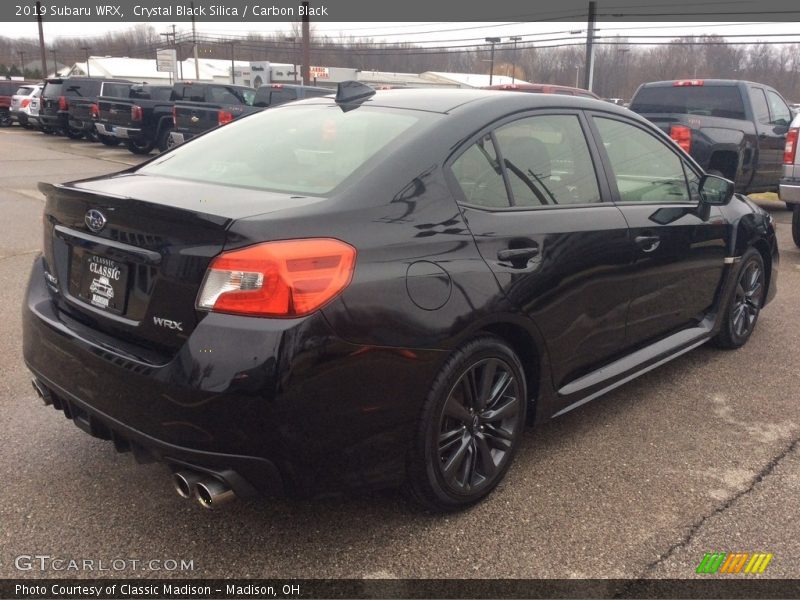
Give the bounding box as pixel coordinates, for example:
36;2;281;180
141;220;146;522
98;98;137;128
69;98;94;121
174;103;219;136
39;173;319;359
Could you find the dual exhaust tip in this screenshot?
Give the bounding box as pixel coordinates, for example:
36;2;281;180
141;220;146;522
173;470;236;510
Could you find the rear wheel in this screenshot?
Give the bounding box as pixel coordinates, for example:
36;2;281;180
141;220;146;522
713;248;765;349
126;138;155;155
793;204;800;248
65;126;83;140
157;127;175;152
406;336;527;511
0;110;11;127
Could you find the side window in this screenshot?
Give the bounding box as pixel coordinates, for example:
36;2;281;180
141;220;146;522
494;114;601;206
766;90;791;126
594;117;691;203
750;88;770;124
451;134;509;208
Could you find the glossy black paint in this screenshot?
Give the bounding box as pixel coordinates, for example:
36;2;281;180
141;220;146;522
23;90;778;499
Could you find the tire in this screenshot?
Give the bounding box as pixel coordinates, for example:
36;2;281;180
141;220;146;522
793;204;800;248
157;127;175;152
126;138;155;155
65;126;83;140
406;335;527;511
85;129;99;143
712;248;766;350
0;110;11;127
98;135;120;147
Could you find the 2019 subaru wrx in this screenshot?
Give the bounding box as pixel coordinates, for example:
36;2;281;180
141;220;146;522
23;83;778;511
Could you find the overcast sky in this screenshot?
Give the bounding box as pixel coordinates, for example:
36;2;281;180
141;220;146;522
0;21;798;47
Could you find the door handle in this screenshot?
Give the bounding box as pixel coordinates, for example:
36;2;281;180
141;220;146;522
497;247;539;265
634;234;661;252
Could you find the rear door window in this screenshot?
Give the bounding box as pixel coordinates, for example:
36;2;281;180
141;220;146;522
594;116;691;204
451;135;509;208
750;87;770;124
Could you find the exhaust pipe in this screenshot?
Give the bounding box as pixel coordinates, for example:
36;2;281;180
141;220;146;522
173;470;204;499
31;378;52;405
193;478;236;510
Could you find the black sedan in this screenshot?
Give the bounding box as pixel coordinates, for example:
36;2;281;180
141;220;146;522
23;83;778;511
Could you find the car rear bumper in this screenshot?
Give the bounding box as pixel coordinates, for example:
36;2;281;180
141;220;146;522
96;123;143;140
780;177;800;204
23;256;440;496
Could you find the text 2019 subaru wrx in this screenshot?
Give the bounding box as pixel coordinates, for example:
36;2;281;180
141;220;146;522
23;84;778;511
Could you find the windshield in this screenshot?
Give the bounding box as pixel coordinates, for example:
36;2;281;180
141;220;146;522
631;85;746;120
139;104;424;195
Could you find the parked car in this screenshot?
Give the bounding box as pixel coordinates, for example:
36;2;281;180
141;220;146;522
779;111;800;246
168;83;257;147
629;79;793;194
483;82;600;99
39;77;133;138
252;83;330;107
0;80;35;126
67;80;135;144
9;83;42;128
24;84;778;512
94;83;176;153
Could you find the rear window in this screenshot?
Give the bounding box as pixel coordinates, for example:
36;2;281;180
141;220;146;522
630;85;746;120
42;82;63;97
102;82;132;98
0;82;20;95
15;86;34;95
139;104;423;195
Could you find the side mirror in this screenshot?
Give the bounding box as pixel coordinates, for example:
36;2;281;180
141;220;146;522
699;174;734;206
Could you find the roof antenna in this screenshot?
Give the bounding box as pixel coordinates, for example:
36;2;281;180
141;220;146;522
335;80;375;108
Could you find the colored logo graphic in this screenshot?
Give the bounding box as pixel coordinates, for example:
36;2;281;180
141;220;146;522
696;552;773;574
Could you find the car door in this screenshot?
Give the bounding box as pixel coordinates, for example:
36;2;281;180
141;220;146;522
764;89;793;184
447;110;634;392
588;113;727;346
749;86;785;190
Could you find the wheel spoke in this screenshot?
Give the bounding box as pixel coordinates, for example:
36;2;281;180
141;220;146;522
483;424;514;451
442;432;471;481
475;434;498;478
481;395;519;423
439;427;464;452
444;394;471;425
486;371;513;409
478;359;498;407
733;304;747;336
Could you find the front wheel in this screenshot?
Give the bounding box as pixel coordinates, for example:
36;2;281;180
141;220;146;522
792;204;800;248
713;248;765;349
406;336;527;511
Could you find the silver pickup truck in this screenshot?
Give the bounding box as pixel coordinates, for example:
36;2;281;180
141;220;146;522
780;112;800;247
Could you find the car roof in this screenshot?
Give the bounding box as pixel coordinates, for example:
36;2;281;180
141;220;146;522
482;82;600;98
639;79;767;88
299;87;631;118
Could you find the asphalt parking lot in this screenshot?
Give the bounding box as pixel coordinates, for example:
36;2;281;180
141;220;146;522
1;126;798;581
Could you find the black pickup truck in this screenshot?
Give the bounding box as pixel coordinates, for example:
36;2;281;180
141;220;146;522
95;83;177;154
630;79;795;194
169;83;257;147
40;77;133;139
169;83;329;147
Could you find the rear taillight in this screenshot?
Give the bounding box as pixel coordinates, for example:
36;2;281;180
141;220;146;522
171;105;177;126
21;99;30;108
673;79;704;87
217;110;234;126
197;239;357;317
58;95;68;110
785;129;799;165
670;125;692;153
90;103;99;119
131;104;143;121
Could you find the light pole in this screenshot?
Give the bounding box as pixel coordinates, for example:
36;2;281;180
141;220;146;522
485;37;501;86
285;36;297;83
617;47;630;98
50;48;57;75
575;65;580;88
229;41;238;84
17;50;25;77
80;46;91;77
509;36;521;84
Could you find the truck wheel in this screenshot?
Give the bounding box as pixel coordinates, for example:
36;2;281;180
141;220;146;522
65;126;83;140
98;135;120;147
0;110;11;127
793;204;800;248
126;139;155;155
157;127;174;152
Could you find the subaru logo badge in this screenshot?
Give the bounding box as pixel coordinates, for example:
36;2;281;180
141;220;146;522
85;209;107;233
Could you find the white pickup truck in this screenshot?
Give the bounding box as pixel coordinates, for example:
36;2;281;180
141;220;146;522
780;112;800;247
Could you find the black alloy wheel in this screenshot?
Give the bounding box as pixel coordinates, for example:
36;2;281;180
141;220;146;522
407;336;526;511
714;248;765;349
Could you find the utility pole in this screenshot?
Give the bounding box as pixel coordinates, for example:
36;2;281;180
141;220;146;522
229;41;237;84
510;36;521;84
36;1;47;78
485;37;500;86
285;37;297;83
583;0;596;91
17;50;25;77
191;1;199;80
301;2;310;85
81;45;91;77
